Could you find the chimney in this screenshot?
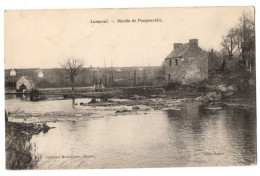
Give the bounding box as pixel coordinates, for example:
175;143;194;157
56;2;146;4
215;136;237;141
189;39;198;47
174;43;182;50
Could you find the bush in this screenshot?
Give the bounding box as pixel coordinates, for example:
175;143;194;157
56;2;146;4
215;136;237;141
89;98;97;104
197;85;207;92
165;82;181;91
100;93;113;102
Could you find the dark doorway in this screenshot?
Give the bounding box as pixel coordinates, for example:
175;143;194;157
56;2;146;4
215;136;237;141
19;84;27;91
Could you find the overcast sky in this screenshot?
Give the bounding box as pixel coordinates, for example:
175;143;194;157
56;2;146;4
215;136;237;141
4;6;254;69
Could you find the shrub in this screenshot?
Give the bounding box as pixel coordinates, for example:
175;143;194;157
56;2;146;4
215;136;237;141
100;93;113;102
89;98;97;104
165;82;181;91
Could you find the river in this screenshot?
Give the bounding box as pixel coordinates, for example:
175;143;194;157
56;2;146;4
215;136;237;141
5;95;256;169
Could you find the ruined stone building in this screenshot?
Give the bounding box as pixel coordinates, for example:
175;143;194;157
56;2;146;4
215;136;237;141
165;39;208;84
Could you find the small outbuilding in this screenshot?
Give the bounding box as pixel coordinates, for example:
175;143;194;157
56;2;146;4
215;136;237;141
16;76;35;91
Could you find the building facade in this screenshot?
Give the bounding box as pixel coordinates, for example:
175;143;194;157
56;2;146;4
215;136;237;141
165;39;208;84
16;76;35;91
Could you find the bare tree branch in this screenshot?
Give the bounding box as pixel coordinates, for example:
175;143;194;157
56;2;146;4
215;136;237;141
60;57;85;92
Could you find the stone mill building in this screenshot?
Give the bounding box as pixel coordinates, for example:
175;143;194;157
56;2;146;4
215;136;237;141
165;39;208;84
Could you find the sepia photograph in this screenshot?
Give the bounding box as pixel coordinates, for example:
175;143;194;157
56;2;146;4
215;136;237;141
4;6;256;170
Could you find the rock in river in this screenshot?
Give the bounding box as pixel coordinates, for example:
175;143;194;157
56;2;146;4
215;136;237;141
115;108;132;113
132;106;141;111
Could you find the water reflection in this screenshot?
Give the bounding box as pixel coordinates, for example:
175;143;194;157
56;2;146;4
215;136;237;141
27;102;256;169
166;103;256;166
223;107;256;165
5;93;29;100
72;98;75;108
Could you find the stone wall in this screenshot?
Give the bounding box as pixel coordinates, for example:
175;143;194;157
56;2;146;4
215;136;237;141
165;54;208;84
181;55;208;84
165;58;182;83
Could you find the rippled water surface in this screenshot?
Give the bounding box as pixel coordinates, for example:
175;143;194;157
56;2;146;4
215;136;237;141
5;95;256;169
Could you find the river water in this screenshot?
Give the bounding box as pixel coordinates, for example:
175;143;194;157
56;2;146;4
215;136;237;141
5;95;256;169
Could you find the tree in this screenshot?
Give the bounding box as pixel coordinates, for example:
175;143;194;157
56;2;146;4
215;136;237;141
208;49;222;75
236;12;255;72
154;61;167;85
221;28;238;62
219;48;228;73
60;58;85;92
220;12;255;72
158;61;166;80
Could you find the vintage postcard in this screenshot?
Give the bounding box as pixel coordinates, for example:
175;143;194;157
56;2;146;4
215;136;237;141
4;7;256;170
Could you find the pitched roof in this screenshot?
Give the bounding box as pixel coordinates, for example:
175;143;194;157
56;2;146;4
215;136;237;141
166;43;207;59
166;43;189;58
18;76;34;83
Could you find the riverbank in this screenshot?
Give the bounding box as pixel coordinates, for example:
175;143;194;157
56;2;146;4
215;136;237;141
76;80;255;108
5;115;53;170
